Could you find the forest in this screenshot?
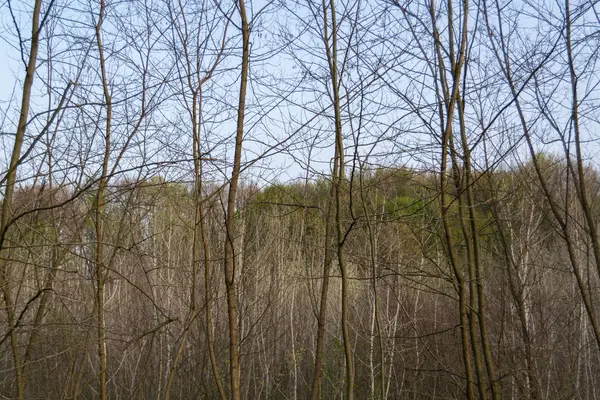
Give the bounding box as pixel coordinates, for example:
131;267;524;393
0;0;599;398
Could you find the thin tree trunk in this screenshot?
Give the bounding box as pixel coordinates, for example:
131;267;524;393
201;188;227;400
319;0;354;395
223;1;249;397
428;0;476;395
359;169;385;399
0;1;44;398
487;183;541;400
456;95;499;399
94;0;111;397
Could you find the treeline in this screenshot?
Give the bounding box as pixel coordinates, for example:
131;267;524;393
1;160;599;399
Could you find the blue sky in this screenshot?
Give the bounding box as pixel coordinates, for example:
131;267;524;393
1;0;599;196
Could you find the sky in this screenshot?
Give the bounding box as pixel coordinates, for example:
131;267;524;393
1;0;599;196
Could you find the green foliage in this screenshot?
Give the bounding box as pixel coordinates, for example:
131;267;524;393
384;194;427;219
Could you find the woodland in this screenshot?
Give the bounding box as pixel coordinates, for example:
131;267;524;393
1;0;600;398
